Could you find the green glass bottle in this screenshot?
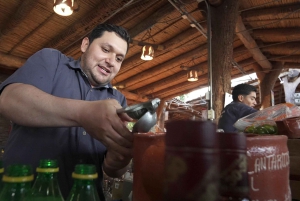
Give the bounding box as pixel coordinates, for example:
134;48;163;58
31;159;64;201
0;160;4;191
66;164;100;201
0;164;34;201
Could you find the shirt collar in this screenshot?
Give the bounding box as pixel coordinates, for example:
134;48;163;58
68;57;116;95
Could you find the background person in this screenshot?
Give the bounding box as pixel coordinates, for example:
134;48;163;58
218;83;258;132
0;23;132;200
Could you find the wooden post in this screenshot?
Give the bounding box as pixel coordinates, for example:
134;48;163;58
155;99;167;132
209;0;240;121
259;62;284;109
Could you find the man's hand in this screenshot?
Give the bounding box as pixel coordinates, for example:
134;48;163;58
103;150;132;177
78;99;133;160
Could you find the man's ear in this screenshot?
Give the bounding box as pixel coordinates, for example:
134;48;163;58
237;95;244;102
81;37;89;53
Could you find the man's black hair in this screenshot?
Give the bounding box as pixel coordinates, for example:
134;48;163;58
232;83;257;101
88;24;131;53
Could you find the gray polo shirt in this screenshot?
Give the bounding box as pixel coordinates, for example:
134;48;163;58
0;48;127;200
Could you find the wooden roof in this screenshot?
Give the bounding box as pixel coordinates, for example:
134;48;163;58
0;0;300;108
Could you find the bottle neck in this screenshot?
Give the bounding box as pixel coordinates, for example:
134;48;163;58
0;182;32;200
36;172;58;179
73;178;97;187
67;179;100;201
31;172;64;199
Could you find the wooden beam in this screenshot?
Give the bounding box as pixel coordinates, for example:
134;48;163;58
115;44;208;89
0;52;26;68
63;0;164;56
243;18;300;27
261;42;300;55
252;63;265;81
127;2;175;38
162;83;208;101
284;62;300;69
138;60;255;101
135;46;256;96
136;62;208;95
207;0;223;6
155;68;255;101
0;67;17;76
46;0;134;51
269;55;300;63
116;27;202;80
233;45;249;57
252;28;300;42
235;16;272;72
0;0;38;38
241;3;300;22
118;89;148;103
259;62;284;109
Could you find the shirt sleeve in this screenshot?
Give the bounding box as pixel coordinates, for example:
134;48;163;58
0;48;62;94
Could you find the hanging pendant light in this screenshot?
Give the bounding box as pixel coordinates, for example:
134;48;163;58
53;0;74;16
187;69;198;81
141;45;154;61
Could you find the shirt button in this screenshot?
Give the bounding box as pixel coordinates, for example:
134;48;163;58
83;131;86;135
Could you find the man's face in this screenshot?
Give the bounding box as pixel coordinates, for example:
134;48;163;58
239;91;257;107
80;31;127;87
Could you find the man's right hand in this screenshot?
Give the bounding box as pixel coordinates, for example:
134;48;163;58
78;99;133;159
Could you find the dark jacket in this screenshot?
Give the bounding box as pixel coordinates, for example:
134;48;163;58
218;101;257;132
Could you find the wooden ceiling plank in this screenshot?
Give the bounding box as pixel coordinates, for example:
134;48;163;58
118;89;148;103
161;69;256;101
63;0;164;57
46;0;134;51
116;27;201;79
235;16;272;72
269;55;300;63
153;67;255;100
261;41;300;55
136;51;255;97
0;0;38;38
284;62;300;69
241;3;300;21
0;52;26;68
127;2;175;38
9;13;55;55
107;0;164;26
252;28;300;42
116;44;208;89
136;62;208;95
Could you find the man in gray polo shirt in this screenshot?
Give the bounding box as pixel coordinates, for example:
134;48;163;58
0;24;132;200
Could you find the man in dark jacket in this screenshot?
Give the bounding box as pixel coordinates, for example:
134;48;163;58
218;83;258;132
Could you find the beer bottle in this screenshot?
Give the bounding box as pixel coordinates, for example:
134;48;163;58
66;164;100;201
31;159;64;201
0;164;34;201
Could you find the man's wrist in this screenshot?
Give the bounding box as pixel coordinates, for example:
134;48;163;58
103;158;131;178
